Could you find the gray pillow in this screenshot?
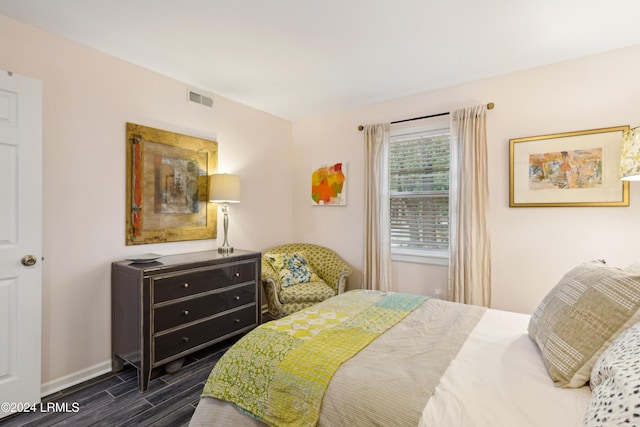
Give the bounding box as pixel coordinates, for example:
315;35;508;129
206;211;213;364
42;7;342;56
528;261;640;387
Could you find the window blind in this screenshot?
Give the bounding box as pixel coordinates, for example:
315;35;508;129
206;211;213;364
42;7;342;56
389;128;450;252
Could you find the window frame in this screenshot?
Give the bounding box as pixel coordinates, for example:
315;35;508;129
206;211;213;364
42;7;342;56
389;116;451;266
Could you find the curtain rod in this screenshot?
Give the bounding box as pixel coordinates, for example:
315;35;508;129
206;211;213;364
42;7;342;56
357;102;494;131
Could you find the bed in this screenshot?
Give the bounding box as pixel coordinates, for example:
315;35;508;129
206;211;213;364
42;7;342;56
189;260;640;427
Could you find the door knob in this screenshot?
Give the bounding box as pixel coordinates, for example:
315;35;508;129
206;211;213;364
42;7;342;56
21;255;37;266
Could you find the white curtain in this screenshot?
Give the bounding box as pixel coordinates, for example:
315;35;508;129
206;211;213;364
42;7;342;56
448;105;491;306
363;123;392;291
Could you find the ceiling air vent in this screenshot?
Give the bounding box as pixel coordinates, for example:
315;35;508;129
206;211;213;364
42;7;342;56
187;88;214;108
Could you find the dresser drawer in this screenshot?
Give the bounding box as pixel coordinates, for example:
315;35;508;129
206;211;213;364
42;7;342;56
153;305;257;363
152;261;257;303
153;284;256;332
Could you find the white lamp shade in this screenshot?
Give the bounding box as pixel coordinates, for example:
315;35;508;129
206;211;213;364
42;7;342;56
209;174;241;202
620;127;640;181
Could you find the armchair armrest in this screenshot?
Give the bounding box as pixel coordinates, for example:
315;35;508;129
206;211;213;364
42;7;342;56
311;253;352;295
261;257;283;317
261;257;279;284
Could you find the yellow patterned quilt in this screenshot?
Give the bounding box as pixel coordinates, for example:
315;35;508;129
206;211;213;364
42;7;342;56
201;290;426;427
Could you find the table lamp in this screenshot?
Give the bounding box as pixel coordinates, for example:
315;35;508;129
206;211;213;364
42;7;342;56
620;127;640;180
209;174;241;254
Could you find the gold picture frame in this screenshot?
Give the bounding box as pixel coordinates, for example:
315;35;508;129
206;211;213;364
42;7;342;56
509;126;629;207
125;122;218;245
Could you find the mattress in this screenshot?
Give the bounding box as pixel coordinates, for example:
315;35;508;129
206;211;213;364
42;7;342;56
420;307;591;426
189;291;591;426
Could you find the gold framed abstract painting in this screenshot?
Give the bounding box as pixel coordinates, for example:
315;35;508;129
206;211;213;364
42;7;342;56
125;122;218;245
311;162;347;206
509;126;629;207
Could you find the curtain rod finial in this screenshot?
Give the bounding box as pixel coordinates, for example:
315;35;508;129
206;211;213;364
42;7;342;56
358;125;364;131
487;102;495;110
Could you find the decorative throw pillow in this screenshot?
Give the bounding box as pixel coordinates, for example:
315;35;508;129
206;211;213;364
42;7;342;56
528;260;640;388
265;252;320;288
584;321;640;426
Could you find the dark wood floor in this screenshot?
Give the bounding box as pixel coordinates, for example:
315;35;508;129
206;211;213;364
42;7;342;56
0;345;227;427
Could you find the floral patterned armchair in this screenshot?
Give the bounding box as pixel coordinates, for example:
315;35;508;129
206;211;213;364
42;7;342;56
262;243;352;318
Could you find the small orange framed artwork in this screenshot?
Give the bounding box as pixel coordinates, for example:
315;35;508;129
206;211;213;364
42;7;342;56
311;162;347;206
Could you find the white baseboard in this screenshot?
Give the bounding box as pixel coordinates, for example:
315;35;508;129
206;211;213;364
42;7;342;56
41;360;113;397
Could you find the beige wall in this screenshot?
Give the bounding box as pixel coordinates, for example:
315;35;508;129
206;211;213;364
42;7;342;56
292;45;640;314
1;15;294;391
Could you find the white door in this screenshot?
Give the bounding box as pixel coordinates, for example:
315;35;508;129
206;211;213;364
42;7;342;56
0;70;43;419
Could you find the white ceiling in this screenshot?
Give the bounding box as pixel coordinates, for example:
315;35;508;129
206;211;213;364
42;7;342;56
2;0;640;121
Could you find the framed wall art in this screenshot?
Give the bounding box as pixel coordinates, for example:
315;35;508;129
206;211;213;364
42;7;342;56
311;162;347;206
509;126;629;207
126;122;218;245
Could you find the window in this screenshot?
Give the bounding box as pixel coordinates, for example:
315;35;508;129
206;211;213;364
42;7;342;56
389;121;450;265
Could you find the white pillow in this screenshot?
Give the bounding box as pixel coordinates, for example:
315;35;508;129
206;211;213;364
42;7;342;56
584;321;640;426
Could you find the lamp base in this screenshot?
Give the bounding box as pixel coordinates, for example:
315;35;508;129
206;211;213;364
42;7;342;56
218;246;234;255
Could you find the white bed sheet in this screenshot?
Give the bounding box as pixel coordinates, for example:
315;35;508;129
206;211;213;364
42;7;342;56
420;308;592;427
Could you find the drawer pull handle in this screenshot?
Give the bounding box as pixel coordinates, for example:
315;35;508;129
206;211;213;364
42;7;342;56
183;310;190;316
182;337;190;343
234;296;240;301
183;283;189;288
234;272;240;278
234;318;241;323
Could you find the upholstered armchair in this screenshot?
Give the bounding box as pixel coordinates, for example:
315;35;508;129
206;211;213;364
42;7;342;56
262;243;352;318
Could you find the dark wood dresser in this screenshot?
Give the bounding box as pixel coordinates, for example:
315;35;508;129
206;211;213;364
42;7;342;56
111;249;261;392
